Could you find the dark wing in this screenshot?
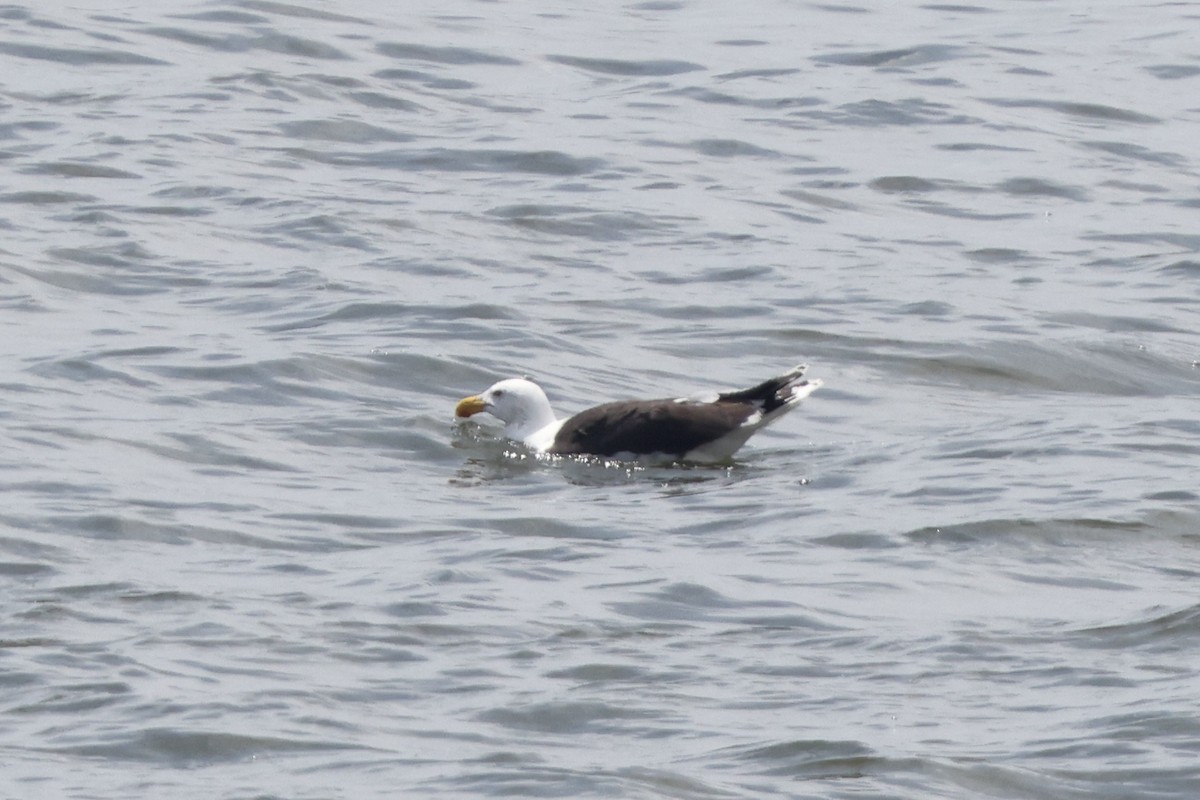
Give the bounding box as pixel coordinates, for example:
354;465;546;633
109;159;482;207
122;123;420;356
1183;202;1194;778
550;399;754;457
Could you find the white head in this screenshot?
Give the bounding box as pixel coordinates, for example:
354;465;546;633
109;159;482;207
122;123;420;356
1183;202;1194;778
455;378;558;441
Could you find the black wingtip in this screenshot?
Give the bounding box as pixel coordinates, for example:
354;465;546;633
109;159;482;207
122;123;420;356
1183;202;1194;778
717;365;812;409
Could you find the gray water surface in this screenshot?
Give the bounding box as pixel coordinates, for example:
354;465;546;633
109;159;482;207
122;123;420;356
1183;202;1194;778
2;2;1199;798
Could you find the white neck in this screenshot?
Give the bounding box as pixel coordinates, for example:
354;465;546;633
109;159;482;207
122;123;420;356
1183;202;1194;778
506;403;558;444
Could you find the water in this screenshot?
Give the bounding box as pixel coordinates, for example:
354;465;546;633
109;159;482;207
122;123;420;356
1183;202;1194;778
2;1;1199;798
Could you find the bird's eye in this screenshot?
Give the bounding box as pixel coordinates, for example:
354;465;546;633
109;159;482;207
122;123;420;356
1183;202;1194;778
493;389;504;398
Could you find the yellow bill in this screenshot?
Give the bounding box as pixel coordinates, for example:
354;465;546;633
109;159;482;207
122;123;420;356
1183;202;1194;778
455;395;488;417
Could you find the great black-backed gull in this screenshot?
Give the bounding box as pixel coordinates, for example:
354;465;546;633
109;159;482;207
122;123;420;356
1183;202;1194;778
455;364;821;463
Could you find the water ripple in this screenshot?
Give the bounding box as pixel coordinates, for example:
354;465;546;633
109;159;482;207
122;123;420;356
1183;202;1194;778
4;2;1200;798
